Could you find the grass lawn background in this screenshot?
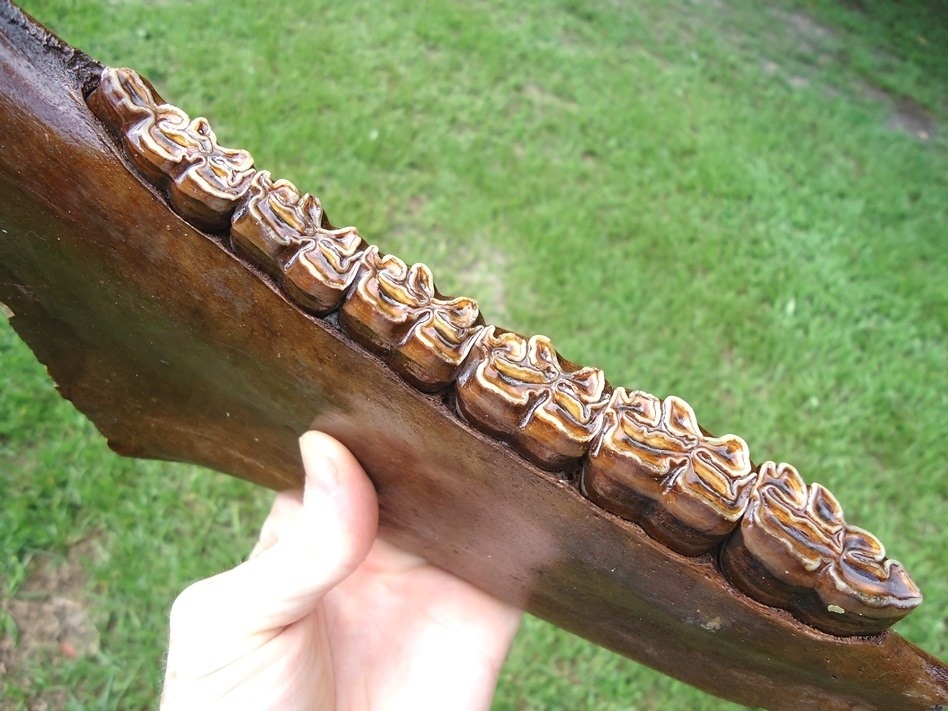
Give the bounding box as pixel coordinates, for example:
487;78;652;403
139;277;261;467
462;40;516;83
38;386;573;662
1;0;945;708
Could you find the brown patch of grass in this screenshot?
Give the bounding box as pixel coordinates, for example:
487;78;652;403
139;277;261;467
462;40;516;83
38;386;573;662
1;538;104;711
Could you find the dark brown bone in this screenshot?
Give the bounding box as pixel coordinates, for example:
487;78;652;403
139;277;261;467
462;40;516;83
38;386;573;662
0;3;946;709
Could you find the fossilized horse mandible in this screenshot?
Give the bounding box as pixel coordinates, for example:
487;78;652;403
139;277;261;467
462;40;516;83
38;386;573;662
0;3;945;709
90;61;924;639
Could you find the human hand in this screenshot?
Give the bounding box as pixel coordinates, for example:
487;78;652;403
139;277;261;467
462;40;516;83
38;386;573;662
160;431;522;710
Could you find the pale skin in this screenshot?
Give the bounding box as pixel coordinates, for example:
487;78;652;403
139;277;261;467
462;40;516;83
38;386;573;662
160;431;523;710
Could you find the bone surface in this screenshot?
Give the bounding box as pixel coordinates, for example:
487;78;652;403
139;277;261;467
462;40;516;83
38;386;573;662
583;389;755;556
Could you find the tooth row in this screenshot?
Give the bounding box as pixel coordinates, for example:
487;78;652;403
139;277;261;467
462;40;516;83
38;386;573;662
87;66;923;638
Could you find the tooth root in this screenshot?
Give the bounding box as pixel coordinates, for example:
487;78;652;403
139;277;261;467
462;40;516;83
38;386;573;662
339;246;485;392
581;389;755;556
88;67;254;231
720;461;923;636
455;327;610;470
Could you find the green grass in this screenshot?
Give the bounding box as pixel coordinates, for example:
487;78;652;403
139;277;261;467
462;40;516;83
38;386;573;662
2;0;946;708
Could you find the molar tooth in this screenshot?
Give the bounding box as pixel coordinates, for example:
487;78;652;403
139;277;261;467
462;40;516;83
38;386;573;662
230;170;318;278
167;117;255;231
339;246;484;392
581;389;754;556
89;67;254;231
455;327;609;470
281;230;365;316
720;461;922;636
230;170;364;312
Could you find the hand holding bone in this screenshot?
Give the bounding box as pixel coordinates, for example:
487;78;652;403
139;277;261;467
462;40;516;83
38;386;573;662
160;432;522;710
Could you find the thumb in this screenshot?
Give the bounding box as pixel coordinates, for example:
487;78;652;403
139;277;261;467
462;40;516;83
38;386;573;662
165;431;378;670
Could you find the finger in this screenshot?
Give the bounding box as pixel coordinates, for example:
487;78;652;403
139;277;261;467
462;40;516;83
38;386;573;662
165;431;378;674
248;490;302;560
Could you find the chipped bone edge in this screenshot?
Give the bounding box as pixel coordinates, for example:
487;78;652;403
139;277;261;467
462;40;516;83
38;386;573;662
85;64;923;638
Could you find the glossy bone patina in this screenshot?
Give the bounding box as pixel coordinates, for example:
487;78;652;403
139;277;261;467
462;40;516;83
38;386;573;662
0;3;945;709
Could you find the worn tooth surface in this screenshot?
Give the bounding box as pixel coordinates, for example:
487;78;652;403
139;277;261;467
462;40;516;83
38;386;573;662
582;389;754;556
338;246;484;391
455;326;609;470
88;66;181;185
282;230;365;316
89;67;254;231
230;170;365;312
720;461;923;636
231;170;318;277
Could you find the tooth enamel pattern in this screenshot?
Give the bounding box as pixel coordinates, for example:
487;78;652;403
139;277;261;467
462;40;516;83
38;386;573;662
84;64;925;638
582;389;755;556
720;461;923;636
282;230;366;317
231;170;323;277
89;67;254;231
455;327;610;470
231;170;366;314
338;246;485;391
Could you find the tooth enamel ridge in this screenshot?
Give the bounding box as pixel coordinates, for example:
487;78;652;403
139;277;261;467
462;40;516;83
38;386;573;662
455;327;610;470
90;67;254;231
282;230;366;316
339;246;485;391
720;461;922;636
231;170;323;277
231;170;366;314
86;65;923;637
582;389;755;556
